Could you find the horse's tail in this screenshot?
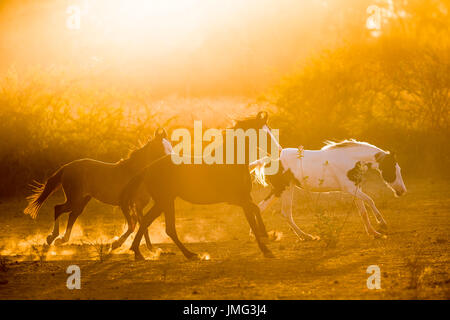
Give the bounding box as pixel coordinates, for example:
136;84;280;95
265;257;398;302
24;167;64;219
120;171;147;216
249;156;270;186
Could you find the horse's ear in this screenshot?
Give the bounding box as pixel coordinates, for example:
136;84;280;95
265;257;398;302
257;111;268;124
375;151;386;163
155;127;167;139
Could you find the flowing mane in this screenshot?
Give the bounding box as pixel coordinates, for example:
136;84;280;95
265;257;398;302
321;139;385;152
116;141;149;166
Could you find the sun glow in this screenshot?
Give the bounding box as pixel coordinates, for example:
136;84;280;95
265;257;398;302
0;0;323;95
68;0;239;55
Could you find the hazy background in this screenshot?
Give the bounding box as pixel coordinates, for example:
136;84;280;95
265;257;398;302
0;0;365;95
0;0;449;197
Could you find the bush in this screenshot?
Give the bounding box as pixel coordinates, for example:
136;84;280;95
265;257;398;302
0;68;264;197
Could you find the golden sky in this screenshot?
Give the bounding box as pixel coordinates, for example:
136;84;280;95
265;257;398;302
0;0;376;95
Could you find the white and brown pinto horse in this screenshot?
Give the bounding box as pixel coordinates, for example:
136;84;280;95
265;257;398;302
258;140;407;239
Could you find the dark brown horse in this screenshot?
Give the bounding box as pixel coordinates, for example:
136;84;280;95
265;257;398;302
121;112;282;260
24;129;173;249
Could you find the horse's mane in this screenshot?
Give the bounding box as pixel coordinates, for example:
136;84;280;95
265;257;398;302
321;139;385;152
116;140;147;165
231;114;263;129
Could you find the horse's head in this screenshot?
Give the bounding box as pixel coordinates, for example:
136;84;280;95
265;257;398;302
375;151;407;197
233;111;282;158
142;128;173;159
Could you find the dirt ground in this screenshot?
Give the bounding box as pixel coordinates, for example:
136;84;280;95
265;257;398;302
0;174;449;299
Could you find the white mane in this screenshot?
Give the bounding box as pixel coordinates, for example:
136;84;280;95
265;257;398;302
321;139;386;152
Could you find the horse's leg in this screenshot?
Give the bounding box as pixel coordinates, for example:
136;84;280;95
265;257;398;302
111;205;135;250
242;201;274;258
355;190;388;232
250;194;277;238
130;204;163;261
54;196;91;245
354;199;383;238
280;184;318;240
254;206;269;239
164;201;198;260
136;206;154;251
47;201;71;245
258;193;277;212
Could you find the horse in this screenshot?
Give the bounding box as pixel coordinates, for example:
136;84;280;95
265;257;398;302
257;140;407;239
120;111;283;261
24;128;173;249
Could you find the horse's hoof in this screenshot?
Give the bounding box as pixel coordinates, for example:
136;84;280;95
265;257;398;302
377;223;388;233
263;251;275;259
110;241;121;251
186;253;200;261
134;252;145;261
371;232;386;239
46;235;56;245
54;238;65;246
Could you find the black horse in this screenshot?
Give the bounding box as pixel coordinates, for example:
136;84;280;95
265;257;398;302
120;112;282;260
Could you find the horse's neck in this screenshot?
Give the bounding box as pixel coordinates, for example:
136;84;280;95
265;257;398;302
116;154;149;173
